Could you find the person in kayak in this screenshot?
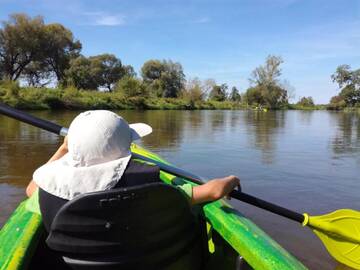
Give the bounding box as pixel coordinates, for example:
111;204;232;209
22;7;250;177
26;110;240;231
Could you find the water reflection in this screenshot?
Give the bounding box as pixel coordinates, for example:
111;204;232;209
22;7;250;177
243;111;285;164
0;116;62;187
331;112;360;159
297;110;314;125
1;110;360;270
116;110;186;151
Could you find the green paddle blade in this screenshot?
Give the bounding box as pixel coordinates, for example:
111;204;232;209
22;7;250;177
303;209;360;270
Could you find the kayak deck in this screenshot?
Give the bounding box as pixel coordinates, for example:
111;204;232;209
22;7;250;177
0;145;308;270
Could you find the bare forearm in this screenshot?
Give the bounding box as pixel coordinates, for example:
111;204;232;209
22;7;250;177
191;176;240;205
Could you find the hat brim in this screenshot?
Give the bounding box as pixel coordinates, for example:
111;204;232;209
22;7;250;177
33;153;131;200
130;123;152;141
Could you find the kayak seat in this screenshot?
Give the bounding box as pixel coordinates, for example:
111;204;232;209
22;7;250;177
46;183;206;270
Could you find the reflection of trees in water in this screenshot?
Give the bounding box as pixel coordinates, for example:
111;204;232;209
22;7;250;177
228;111;242;128
0;115;62;187
185;111;240;141
331;112;360;157
297;111;314;126
208;111;226;131
244;111;286;164
118;110;186;150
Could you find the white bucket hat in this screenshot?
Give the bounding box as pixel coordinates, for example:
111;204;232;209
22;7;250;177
33;110;152;200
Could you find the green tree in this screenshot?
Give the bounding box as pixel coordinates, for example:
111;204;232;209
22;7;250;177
161;60;185;97
250;55;283;86
123;65;136;77
182;77;204;102
209;83;227;101
42;23;81;84
229;86;241;102
141;60;164;83
331;65;360;107
89;54;125;91
0;14;45;81
115;76;146;97
328;95;346;110
141;59;185;98
244;86;265;105
297;96;315;107
245;55;288;108
65;56;98;90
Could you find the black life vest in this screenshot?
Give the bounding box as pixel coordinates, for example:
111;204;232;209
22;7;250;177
39;158;161;232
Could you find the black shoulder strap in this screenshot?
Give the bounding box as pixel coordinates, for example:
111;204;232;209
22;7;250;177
114;158;161;188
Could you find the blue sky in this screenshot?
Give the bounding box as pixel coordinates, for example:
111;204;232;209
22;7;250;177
1;0;360;103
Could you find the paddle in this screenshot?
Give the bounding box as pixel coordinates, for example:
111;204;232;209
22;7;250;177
1;103;360;269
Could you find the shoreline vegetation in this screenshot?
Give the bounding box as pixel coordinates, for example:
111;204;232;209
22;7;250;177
0;13;359;112
0;82;329;111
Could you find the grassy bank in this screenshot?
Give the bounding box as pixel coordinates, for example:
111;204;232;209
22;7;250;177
0;85;248;110
287;104;327;110
2;84;353;112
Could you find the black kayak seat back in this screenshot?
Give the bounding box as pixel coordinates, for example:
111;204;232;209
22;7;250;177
46;182;205;270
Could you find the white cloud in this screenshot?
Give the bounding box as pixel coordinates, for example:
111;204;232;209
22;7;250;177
193;17;210;24
94;14;125;26
82;12;125;26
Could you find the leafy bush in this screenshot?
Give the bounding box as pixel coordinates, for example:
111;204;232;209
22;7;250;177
115;76;146;97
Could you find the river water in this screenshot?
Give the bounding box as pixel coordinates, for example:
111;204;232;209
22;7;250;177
0;110;359;269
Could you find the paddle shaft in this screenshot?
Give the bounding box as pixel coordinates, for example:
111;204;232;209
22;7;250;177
0;103;305;224
0;103;68;136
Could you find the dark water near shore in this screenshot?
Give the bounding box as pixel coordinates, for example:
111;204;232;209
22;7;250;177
0;110;359;269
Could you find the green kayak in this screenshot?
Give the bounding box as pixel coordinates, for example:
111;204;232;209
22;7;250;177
0;145;308;270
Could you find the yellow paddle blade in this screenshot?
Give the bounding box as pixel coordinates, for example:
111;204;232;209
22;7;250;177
303;209;360;269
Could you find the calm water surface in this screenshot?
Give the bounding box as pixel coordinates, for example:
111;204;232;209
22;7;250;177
0;110;359;270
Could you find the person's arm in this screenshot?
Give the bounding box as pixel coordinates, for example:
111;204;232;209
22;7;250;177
191;175;240;205
26;137;68;197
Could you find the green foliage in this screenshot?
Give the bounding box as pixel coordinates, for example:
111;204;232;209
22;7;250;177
141;59;185;98
0;14;45;81
331;65;360;107
244;84;287;109
65;56;98;90
297;96;314;107
89;54;124;91
0;14;81;85
65;54;133;91
181;78;204;103
0;80;20;98
141;60;164;82
338;85;360;107
229;86;241;102
209;83;227;101
250;55;283;86
245;55;288;109
0;84;247;110
244;86;265;105
123;65;136;77
115;76;146;97
42;23;81;83
327;95;347;110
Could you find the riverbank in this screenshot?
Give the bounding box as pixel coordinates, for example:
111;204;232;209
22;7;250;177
0;85;249;110
0;84;347;111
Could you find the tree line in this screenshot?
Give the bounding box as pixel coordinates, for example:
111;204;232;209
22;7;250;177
0;13;294;109
1;13;357;110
